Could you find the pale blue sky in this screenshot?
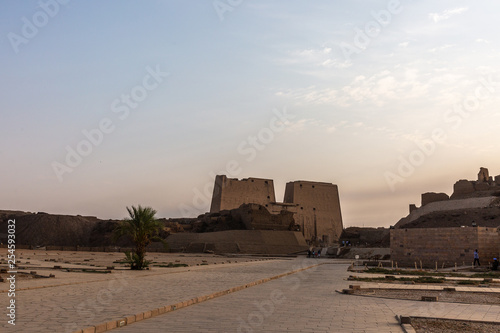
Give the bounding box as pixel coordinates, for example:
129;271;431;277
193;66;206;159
2;0;500;227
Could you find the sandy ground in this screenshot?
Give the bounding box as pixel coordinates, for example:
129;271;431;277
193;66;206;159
0;248;278;269
355;288;500;305
412;317;500;333
0;248;286;288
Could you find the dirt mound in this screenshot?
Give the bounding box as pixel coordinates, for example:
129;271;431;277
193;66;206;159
396;197;497;228
0;211;98;246
397;205;500;229
88;219;123;247
339;227;390;247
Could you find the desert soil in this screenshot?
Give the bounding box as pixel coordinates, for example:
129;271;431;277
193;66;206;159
411;318;500;333
355;288;500;305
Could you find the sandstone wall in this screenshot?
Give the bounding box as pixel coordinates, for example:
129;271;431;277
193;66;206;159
421;192;449;206
452;180;475;198
210;175;275;213
390;227;499;268
166;230;308;254
284;181;343;244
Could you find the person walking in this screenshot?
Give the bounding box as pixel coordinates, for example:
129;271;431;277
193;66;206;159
473;249;480;267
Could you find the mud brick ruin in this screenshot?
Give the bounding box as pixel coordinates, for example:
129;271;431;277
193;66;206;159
210;175;344;245
391;167;500;268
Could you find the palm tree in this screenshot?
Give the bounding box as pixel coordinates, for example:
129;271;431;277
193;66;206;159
113;205;165;270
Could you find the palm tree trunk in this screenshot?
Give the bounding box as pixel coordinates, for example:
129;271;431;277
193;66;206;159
136;243;146;270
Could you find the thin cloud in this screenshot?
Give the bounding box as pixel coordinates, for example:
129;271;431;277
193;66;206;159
428;44;454;53
428;7;468;23
280;46;352;70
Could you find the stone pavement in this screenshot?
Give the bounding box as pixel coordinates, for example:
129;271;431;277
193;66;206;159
0;257;325;332
2;258;500;332
115;262;403;333
113;263;500;333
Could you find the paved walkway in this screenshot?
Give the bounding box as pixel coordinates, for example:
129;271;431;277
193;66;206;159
115;262;403;333
0;258;321;332
112;263;500;332
2;258;500;332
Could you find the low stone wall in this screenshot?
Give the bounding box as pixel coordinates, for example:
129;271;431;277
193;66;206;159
166;230;308;254
0;230;308;255
390;227;499;268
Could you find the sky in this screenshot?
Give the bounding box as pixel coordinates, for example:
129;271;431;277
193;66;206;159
1;0;500;227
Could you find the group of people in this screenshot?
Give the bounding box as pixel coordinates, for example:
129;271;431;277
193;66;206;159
473;249;498;270
307;249;321;258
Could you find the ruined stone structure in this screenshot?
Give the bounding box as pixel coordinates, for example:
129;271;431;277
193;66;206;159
391;227;499;268
451;167;500;200
392;167;500;267
405;167;500;215
210;175;343;245
421;192;449;207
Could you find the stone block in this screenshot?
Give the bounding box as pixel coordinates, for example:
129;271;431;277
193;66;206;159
421;296;438;302
349;285;361;290
106;320;117;330
125;315;135;325
342;289;354;294
82;328;95;333
143;311;152;319
400;316;412;324
94;323;107;333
